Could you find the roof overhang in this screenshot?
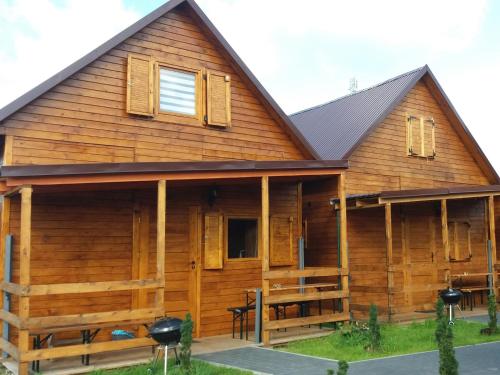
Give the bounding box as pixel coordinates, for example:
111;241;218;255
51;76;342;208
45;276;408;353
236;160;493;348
331;185;500;210
0;160;348;192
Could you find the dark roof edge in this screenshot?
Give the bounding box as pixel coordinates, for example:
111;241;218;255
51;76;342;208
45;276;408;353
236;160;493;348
0;0;185;122
422;67;500;183
0;0;320;160
184;0;320;159
380;184;500;199
341;66;428;159
1;160;349;178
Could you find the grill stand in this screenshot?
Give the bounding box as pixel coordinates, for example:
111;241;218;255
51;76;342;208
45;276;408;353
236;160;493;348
148;344;179;375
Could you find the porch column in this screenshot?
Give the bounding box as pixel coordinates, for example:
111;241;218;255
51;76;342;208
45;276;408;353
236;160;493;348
384;203;393;320
337;172;349;316
488;195;497;293
261;176;270;345
156;180;166;314
18;186;32;375
441;199;451;287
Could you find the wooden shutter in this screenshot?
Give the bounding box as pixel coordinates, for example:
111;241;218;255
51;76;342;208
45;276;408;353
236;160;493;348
270;216;294;266
448;221;472;261
206;71;231;127
423;118;436;157
204;213;223;269
127;54;154;116
407;114;422;156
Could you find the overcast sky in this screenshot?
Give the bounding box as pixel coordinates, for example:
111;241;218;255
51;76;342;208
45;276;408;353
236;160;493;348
1;0;499;171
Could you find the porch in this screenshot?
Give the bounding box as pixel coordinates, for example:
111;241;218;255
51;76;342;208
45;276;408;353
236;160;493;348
337;185;500;321
0;160;350;374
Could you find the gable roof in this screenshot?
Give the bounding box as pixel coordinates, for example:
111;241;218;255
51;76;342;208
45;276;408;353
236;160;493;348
0;0;319;160
290;65;499;183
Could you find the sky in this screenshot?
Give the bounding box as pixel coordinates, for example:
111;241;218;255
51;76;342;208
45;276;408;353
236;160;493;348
1;0;500;170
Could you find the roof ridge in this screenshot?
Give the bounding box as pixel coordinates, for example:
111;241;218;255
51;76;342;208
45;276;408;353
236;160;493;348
289;65;427;117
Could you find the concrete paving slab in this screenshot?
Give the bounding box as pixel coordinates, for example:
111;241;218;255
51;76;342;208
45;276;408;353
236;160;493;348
195;341;500;375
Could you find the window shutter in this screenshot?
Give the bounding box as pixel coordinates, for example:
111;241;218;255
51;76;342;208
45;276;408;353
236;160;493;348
423;118;436;157
127;54;154;116
448;221;472;261
206;71;231;127
270;216;294;266
407;115;422;156
204;213;223;269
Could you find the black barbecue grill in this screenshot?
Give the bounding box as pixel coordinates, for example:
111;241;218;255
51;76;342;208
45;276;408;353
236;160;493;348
148;317;183;375
440;288;463;325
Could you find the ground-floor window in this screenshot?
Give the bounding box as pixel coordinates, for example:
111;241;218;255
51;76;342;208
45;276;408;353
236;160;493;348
227;218;258;259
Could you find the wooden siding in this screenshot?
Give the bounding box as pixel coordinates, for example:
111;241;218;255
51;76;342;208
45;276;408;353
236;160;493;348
6;181;299;340
347;81;490;195
2;7;305;166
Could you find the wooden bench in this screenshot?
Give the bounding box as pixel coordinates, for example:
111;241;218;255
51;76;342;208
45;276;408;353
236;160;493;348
30;319;154;372
227;305;256;340
460;287;490;311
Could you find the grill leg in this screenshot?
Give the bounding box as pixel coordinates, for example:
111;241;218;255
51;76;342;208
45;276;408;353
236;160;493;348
164;346;168;375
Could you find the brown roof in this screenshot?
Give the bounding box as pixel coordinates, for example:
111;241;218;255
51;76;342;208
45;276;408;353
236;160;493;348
0;0;320;160
380;185;500;200
291;65;499;183
0;160;348;178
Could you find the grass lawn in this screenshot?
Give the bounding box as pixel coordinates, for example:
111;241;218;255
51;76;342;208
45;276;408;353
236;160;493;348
279;319;500;362
90;359;252;375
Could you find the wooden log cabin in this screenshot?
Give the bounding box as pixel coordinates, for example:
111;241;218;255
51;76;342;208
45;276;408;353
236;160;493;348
292;66;500;321
0;0;350;373
0;0;499;372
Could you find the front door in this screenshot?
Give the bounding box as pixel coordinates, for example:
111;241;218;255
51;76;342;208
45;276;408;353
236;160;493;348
402;204;439;312
188;206;202;337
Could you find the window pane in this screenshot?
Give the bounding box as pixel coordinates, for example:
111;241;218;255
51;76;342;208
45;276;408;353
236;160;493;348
228;219;258;259
159;68;196;116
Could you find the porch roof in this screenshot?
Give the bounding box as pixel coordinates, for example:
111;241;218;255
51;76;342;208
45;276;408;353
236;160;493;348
0;160;347;190
331;184;500;208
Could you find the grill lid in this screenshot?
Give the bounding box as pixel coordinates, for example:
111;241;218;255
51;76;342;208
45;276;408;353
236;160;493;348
149;317;183;335
440;288;462;305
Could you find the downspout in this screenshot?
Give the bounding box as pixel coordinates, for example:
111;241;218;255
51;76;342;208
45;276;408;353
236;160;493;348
3;234;12;358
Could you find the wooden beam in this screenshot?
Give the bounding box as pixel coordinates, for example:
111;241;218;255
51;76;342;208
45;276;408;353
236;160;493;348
21;337;155;362
263;267;348;279
0;309;21;328
488;195;497;293
264;312;350;331
261;176;270;346
0;337;18;360
0;194;10;340
6;168;343;188
297;182;303;238
25;307;163;331
28;279;163;296
265;290;349;305
441;199;451;287
385;203;394;321
338;172;350;315
156;180;166;313
379;191;500;205
3;135;13;166
18;186;32;375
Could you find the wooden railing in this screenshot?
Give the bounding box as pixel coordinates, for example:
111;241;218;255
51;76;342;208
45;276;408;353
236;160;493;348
261;267;350;339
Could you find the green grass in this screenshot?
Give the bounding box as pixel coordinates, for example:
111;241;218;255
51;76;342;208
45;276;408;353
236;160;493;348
90;359;251;375
280;319;500;362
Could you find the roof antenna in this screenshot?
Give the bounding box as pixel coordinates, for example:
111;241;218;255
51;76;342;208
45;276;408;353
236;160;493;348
349;77;358;94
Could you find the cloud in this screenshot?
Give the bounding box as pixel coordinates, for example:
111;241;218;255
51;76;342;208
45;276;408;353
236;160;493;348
0;0;138;108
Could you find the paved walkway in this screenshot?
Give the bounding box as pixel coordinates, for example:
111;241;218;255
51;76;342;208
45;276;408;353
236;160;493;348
195;341;500;374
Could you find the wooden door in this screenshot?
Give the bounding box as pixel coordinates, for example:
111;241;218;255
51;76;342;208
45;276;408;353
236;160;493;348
188;206;202;337
402;205;439;312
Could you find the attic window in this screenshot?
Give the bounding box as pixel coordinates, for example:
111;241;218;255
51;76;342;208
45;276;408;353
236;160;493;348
159;67;198;116
406;114;435;158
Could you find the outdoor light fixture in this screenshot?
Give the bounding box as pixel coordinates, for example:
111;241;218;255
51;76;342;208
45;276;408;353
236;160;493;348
207;186;218;207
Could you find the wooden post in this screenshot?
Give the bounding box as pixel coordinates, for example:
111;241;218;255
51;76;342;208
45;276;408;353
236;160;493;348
441;199;451;287
337;173;349;316
0;196;11;340
18;187;32;375
385;203;393;320
156;181;166;314
261;176;270;345
488;195;497;293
